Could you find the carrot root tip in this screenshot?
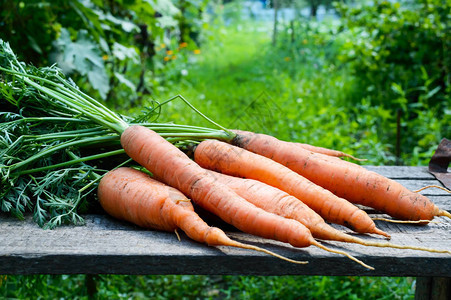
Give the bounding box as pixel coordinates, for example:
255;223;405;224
413;185;451;194
350;239;451;254
372;217;439;225
231;241;308;265
312;241;374;270
438;210;451;219
371;227;391;239
174;229;181;242
346;155;367;162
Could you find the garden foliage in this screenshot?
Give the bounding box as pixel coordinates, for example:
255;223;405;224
336;0;450;164
0;0;209;104
274;0;450;164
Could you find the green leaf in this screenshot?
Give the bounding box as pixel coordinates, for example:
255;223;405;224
424;86;441;100
104;13;139;33
52;28;110;99
27;35;43;55
391;83;405;97
114;72;136;93
146;0;180;16
65;30;104;71
98;37;110;54
157;16;179;28
88;68;109;99
112;42;139;63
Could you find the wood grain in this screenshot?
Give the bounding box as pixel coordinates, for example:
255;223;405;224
1;166;450;276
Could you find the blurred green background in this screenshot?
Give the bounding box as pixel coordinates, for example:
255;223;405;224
1;0;449;298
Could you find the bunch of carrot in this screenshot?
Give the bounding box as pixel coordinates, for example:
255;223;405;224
95;125;449;270
1;39;450;269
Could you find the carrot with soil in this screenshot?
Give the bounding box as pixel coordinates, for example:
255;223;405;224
120;125;373;269
98;167;306;264
296;142;364;160
231;130;364;160
207;170;450;254
193;139;389;238
231;130;451;222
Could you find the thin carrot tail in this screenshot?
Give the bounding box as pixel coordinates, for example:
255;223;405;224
295;142;367;161
311;240;374;270
336;233;451;254
174;229;181;241
413;185;451;193
342;154;367;162
360;240;451;255
371;217;439;224
371;227;391;239
438;210;451;219
316;225;451;254
224;239;308;265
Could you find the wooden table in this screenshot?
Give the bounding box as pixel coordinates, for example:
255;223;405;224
1;166;450;299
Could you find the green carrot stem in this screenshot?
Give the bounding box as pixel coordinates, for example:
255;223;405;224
54;73;126;124
15;149;127;176
27;80;127;133
159;94;232;133
1;65;124;126
1;117;89;127
9;135;119;171
137;122;224;132
78;157;133;194
158;131;232;139
31;129;109;141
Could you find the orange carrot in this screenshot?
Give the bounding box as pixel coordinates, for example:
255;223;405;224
119;125;373;269
193;139;389;238
97;167;307;264
205;170;331;240
231;130;451;222
296;143;366;161
233;131;365;161
207;170;451;254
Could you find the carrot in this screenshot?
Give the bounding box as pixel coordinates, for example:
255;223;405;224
193;138;389;238
296;143;366;161
204;170;330;239
97;167;308;264
119;125;373;269
233;131;365;161
231;130;451;222
207;170;451;254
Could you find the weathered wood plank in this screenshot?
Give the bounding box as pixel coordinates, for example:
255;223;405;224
363;166;437;180
0;212;450;276
0;166;450;276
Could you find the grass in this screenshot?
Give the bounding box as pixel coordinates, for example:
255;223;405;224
1;275;415;299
